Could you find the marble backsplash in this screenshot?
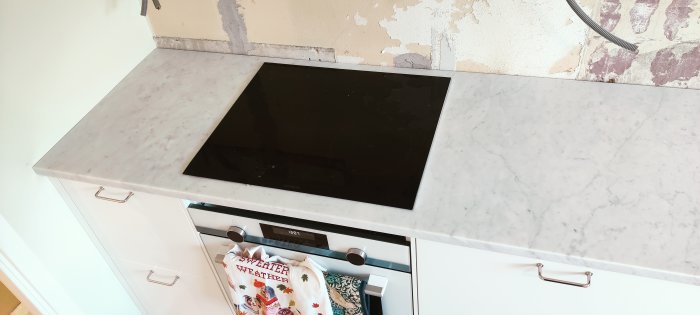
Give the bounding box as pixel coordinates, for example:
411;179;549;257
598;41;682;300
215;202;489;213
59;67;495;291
146;0;700;89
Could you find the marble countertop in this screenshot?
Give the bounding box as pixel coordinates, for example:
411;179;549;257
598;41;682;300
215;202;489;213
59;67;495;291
35;49;700;285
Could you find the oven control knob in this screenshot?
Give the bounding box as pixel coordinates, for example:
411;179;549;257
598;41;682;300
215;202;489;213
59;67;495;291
346;248;367;266
226;226;246;243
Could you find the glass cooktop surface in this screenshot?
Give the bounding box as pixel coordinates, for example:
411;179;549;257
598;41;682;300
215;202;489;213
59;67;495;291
184;63;450;209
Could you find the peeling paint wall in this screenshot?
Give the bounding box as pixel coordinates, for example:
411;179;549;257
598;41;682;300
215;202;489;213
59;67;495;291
235;0;406;65
147;0;700;88
578;0;700;88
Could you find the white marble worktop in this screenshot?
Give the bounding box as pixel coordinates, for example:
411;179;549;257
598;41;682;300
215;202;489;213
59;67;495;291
35;49;700;284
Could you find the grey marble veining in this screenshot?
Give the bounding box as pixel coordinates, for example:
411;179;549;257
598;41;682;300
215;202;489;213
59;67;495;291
35;49;700;285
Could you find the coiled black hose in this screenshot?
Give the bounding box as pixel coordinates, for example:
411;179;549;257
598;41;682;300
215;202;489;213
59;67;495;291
566;0;638;51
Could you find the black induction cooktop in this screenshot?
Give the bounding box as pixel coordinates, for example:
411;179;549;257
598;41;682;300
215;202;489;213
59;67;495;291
184;63;450;209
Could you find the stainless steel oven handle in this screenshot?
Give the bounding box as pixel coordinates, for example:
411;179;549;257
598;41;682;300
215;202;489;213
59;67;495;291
365;275;387;297
365;275;387;314
196;225;411;273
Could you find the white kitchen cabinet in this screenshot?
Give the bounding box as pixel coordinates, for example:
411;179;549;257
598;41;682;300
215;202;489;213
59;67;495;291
118;259;232;315
57;179;231;315
417;239;700;314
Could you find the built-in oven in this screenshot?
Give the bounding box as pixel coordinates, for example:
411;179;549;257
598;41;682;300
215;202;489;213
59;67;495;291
187;203;414;315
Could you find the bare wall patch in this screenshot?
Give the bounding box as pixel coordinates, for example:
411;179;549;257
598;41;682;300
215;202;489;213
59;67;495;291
599;0;622;31
218;0;250;54
394;53;431;69
629;0;660;34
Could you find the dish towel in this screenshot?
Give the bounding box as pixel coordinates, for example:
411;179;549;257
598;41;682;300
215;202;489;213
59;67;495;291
324;273;369;315
223;245;334;315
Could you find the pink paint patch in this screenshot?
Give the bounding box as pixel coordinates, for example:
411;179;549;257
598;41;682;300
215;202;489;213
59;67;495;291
587;44;638;81
650;44;700;85
663;0;693;40
629;0;660;33
600;0;622;32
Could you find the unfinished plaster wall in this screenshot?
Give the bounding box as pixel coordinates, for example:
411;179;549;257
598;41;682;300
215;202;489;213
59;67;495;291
579;0;700;88
148;0;700;88
148;0;229;41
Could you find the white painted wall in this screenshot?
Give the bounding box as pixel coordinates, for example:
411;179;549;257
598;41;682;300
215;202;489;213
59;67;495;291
0;0;155;314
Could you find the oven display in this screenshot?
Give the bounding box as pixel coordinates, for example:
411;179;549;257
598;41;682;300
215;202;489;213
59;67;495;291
260;223;329;249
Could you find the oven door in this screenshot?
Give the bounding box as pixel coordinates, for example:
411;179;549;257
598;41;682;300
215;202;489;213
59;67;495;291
198;233;413;315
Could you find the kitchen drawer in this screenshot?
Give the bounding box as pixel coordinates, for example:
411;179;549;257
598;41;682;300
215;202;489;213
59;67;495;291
59;179;213;277
417;239;700;314
117;259;231;315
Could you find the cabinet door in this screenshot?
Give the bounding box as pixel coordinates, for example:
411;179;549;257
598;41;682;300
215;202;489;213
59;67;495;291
60;180;202;272
118;259;232;315
58;179;231;315
417;239;700;315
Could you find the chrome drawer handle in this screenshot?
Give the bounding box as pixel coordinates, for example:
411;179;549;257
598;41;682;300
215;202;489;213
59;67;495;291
94;186;133;203
146;270;180;286
536;263;592;288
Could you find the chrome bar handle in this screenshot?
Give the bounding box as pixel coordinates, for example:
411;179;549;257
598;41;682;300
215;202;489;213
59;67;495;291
536;263;592;288
94;186;133;203
146;270;180;286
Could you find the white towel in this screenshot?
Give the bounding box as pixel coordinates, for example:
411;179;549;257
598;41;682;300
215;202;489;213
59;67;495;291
223;245;333;315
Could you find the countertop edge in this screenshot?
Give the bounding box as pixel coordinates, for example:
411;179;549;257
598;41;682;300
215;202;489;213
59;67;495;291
34;166;700;286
